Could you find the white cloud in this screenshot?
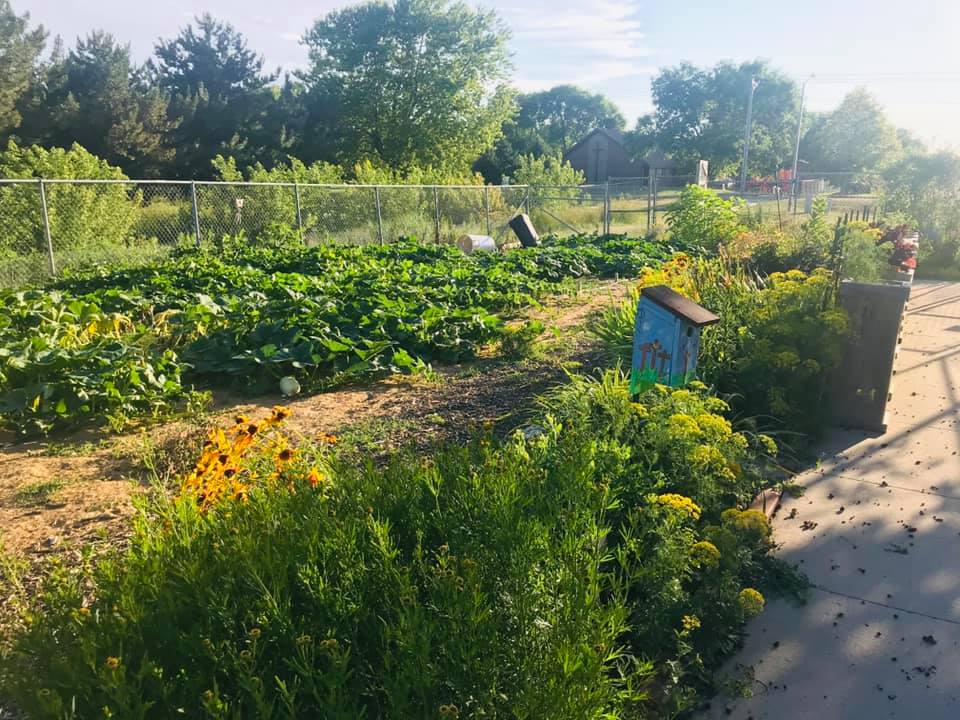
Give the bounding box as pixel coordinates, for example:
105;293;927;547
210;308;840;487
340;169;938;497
508;1;650;60
491;0;655;113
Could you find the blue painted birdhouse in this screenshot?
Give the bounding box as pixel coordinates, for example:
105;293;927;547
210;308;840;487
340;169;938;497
630;285;719;394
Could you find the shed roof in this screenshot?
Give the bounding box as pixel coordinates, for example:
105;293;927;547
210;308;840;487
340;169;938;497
563;127;626;157
641;285;719;326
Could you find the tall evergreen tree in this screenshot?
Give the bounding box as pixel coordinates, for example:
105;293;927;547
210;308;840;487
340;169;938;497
21;31;175;176
150;14;283;178
0;0;46;136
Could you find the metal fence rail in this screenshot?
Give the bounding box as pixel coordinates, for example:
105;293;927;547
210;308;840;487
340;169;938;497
0;176;876;288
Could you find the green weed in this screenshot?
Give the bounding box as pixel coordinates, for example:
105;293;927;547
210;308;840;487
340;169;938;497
12;479;66;507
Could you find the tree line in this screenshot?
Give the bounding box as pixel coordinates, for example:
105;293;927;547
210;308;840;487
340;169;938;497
0;0;957;200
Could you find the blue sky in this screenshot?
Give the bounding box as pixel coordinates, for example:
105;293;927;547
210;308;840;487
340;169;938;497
22;0;960;149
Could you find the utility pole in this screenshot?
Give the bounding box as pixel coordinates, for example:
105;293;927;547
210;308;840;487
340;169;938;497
790;75;813;210
739;77;759;194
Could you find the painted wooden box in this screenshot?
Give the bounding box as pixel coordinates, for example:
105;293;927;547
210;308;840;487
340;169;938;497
630;285;720;394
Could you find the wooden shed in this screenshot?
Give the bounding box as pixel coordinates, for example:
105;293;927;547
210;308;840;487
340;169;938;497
563;129;677;183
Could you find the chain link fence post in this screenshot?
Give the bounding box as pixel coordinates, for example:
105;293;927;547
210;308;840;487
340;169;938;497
484;185;491;236
603;181;610;235
433;185;441;244
37;179;56;277
294;182;304;242
651;175;659;229
190;181;201;247
374;186;384;246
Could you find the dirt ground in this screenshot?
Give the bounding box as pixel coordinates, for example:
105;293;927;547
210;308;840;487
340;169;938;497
0;280;627;568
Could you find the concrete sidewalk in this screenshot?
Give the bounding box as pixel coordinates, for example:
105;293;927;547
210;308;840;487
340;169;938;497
707;281;960;720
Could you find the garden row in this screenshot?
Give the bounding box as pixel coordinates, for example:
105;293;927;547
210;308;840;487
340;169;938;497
0;233;685;437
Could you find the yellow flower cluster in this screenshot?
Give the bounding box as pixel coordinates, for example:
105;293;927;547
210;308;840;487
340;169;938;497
180;406;302;512
681;614;701;633
694;413;732;440
738;588;765;617
653;493;702;521
721;508;771;539
639;253;699;299
666;413;701;440
630;402;649;418
690;540;721;568
757;434;778;456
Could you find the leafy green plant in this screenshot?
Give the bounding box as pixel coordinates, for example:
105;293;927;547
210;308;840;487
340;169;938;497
0;234;680;436
665;186;745;251
590;255;847;439
12;478;65;507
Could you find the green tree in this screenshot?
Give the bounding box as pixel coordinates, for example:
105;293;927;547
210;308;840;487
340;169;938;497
476;85;624;182
300;0;515;173
636;61;799;176
517;85;625;154
25;31;176;176
0;0;45;135
883;149;960;251
151;14;283;178
802;88;902;176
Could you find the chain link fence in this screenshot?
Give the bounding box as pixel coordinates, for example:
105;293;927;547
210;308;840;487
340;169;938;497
0;176;878;288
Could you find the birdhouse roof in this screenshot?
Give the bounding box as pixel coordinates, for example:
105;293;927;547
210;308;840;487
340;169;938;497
641;285;720;326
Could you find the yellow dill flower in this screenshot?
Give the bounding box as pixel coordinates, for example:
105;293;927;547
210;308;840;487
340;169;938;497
667;413;701;440
723;508;771;539
653;493;702;521
695;413;733;439
738;588;765;617
630;402;649;418
681;614;701;632
690;540;721;568
757;434;778;456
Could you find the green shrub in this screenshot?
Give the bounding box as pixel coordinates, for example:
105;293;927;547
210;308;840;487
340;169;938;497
0;141;138;254
0;413;652;718
513;152;584;207
1;375;792;717
665;186;745;251
836;221;887;282
590;256;848;439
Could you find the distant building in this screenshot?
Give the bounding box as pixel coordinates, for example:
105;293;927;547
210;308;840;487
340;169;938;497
563;128;677;183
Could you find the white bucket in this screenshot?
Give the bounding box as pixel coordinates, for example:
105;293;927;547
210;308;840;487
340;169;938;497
457;234;497;253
